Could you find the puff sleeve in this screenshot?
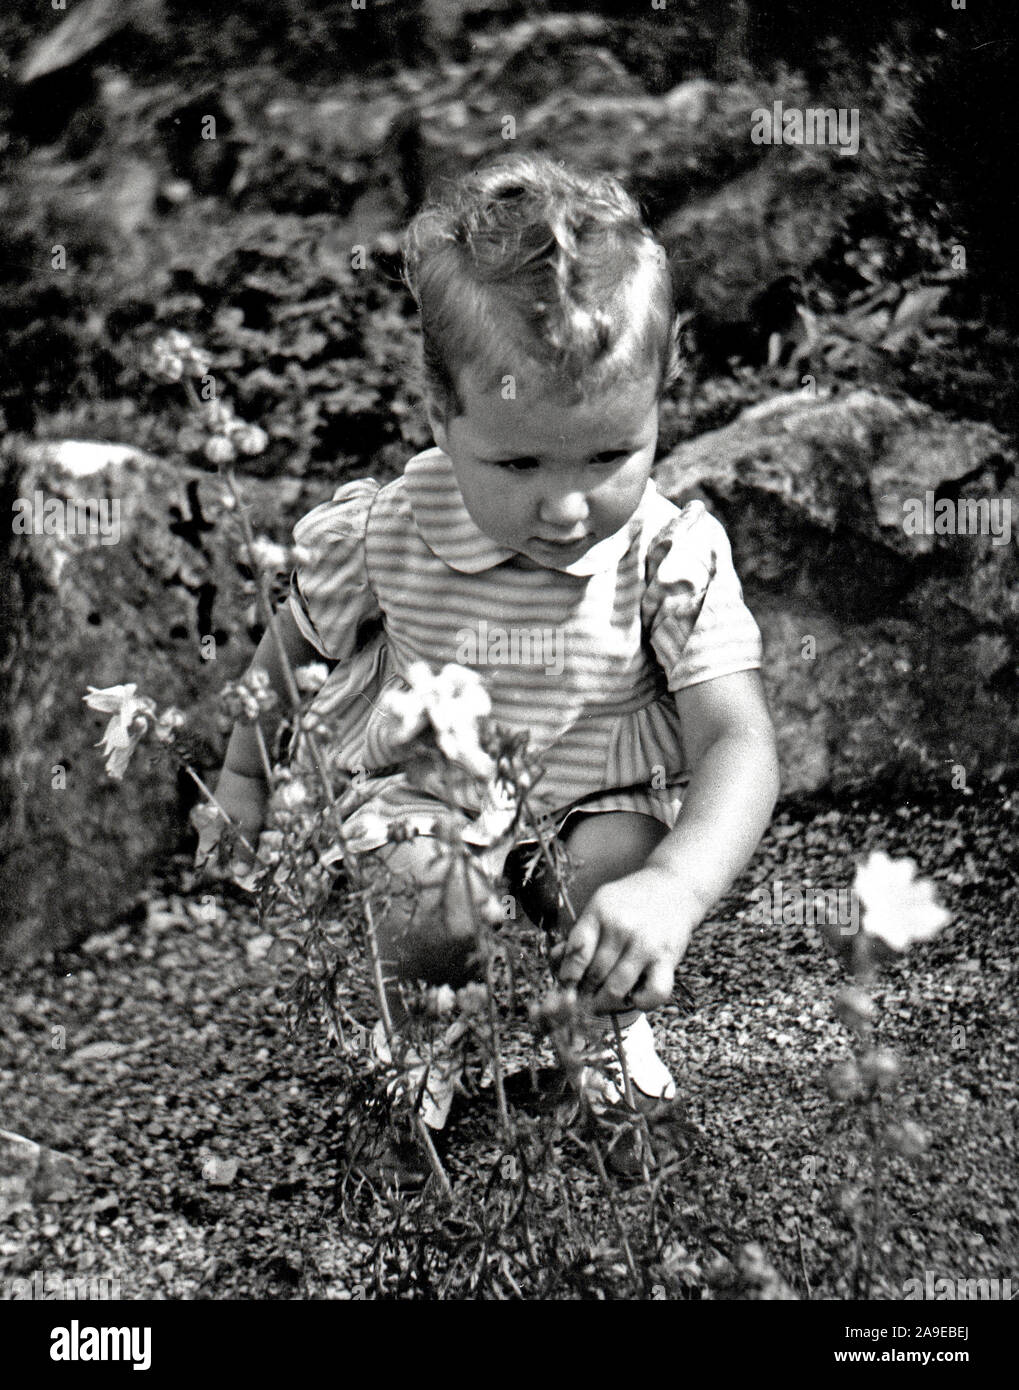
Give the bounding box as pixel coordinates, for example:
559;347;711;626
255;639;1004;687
642;501;763;692
288;479;382;660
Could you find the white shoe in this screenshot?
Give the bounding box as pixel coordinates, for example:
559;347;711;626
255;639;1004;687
370;1019;466;1131
579;1014;676;1111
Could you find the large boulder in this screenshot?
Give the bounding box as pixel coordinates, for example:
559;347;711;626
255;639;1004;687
415;73;773;217
658;147;851;344
0;439;324;963
654;389;1019;794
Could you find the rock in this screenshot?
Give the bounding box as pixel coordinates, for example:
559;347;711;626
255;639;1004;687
0;1129;79;1218
202;1155;239;1186
659;148;850;342
0;439;324;963
416;75;772;218
654;389;1019;794
68;1040;131;1064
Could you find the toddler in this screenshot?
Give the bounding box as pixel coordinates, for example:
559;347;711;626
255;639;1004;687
212;154;780;1152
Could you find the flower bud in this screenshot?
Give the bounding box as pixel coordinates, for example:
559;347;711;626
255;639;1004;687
204;434;236;465
834;984;877;1035
836;1182;864;1215
827;1058;863;1102
295;662;330;693
886;1119;929;1158
244;538;289;573
177;425;205;454
153;706;186;743
234;424;269;456
426;985;456;1019
859;1047;900;1092
455;983;488;1016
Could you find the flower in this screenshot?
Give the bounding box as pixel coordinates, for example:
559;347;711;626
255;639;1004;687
201;399;239;433
145;330;211;383
276;779;310;812
826;1058;863;1102
376;662;496;779
153;706;186;743
530;985;579;1033
295;662;330;693
455;982;488;1016
204;435;236;465
834;984;877;1035
145;336;184;383
243;537;290;573
255;830;285;867
426;664;492;768
219;670;277;722
234;424;269;457
885;1119;929;1158
83;684;157;779
425;984;456;1018
853;851;950;952
859;1048;900;1092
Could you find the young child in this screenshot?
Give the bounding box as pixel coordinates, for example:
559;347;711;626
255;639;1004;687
212;154;780;1146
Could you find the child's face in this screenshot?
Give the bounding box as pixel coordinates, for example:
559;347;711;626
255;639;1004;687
429;365;660;568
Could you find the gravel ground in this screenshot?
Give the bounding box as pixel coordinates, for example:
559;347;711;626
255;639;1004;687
2;784;1017;1300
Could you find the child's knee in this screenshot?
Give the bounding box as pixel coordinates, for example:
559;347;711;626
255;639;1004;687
371;837;485;985
552;811;669;925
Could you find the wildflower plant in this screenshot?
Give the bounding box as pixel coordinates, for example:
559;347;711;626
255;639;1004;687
825;850;950;1298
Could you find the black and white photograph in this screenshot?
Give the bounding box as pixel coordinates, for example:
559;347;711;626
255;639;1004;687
1;0;1016;1350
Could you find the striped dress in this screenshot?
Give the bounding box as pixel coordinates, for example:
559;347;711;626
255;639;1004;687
289;446;762;859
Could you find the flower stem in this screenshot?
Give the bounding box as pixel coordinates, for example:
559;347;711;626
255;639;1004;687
183;765;255;857
588;1138;640;1289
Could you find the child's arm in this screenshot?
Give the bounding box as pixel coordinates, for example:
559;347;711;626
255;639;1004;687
558;669;779;1011
211;606;328;857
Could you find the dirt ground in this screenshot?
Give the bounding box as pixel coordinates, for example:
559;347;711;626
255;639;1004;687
2;785;1017;1299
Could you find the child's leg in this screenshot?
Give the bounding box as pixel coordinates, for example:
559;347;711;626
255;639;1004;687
368;835;489;1026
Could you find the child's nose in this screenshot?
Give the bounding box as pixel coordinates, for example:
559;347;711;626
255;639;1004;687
538;490;589;528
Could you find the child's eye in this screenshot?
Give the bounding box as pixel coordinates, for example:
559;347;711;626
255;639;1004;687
493;457;540;472
591;450;629;464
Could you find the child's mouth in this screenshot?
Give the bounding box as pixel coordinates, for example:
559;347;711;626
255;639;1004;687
532;534;590;552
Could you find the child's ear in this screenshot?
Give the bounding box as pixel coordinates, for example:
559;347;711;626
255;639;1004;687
426;402;450;453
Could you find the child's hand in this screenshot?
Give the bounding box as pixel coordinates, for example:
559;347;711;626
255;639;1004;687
556;865;698;1013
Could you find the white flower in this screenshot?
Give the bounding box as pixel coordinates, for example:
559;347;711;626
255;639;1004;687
153;706;186;743
295;662;330;693
352;811;394;846
276;779;311;812
83;683;157;780
377;662;495;779
423;664;494;779
426;984;456;1018
233;424;269;456
244;537;289;573
204;434;236;465
853;850;950;952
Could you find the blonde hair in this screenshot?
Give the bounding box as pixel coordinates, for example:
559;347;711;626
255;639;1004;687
402;153;680;419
